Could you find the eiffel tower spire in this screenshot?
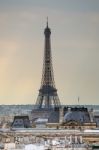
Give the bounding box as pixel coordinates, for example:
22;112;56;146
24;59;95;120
46;16;48;28
35;21;61;109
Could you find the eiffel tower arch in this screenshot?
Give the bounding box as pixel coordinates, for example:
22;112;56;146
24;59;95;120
35;19;61;109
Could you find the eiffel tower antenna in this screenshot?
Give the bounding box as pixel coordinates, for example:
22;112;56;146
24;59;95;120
47;16;48;27
35;20;61;109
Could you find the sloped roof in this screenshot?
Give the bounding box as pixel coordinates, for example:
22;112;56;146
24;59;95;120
64;107;90;123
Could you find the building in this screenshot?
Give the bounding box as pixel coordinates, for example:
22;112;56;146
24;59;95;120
11;116;31;128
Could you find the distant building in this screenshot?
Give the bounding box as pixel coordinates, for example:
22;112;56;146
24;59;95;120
11;116;30;128
47;107;97;130
94;115;99;127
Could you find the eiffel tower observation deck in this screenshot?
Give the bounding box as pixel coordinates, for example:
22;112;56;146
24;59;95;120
35;19;61;109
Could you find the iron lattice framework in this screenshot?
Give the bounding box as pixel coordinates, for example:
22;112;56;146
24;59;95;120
35;20;61;109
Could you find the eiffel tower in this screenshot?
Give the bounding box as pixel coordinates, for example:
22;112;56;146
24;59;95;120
35;19;61;109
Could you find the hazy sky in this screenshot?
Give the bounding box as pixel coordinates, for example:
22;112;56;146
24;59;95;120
0;0;99;105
